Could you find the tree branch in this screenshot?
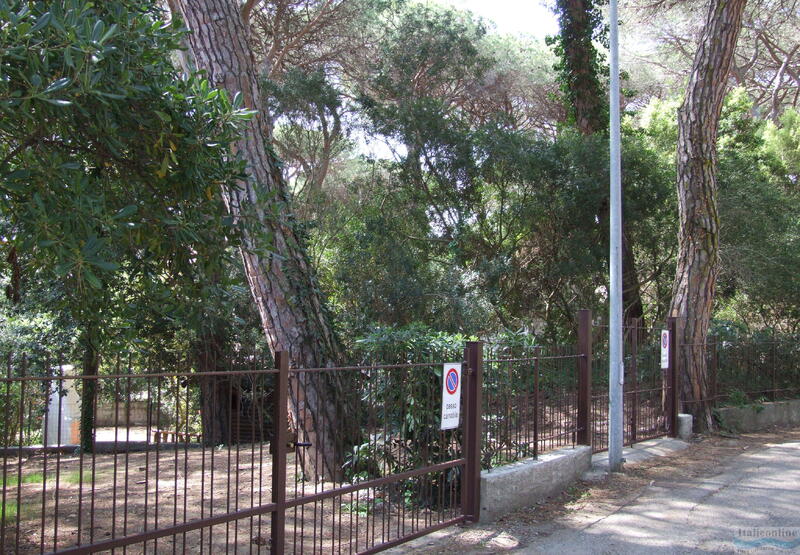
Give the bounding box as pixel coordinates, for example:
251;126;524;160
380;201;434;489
241;0;261;25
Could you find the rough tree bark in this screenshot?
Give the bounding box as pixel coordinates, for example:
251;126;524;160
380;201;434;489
169;0;357;480
670;0;747;431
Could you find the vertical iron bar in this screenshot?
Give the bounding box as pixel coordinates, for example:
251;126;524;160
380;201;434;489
173;377;180;554
89;371;97;545
462;341;483;522
143;375;152;550
234;373;242;553
123;371;131;554
577;310;592;446
630;319;639;445
270;352;289;555
710;340;718;409
1;355;11;552
771;331;777;401
112;364;120;547
153;376;162;551
40;364;50;555
15;356;26;553
533;348;540;459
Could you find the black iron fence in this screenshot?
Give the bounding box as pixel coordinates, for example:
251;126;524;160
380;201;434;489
686;334;800;409
480;309;592;468
591;319;678;452
0;347;482;554
482;344;582;468
2;316;796;553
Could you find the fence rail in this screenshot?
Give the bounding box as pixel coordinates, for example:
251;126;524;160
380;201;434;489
1;318;797;553
0;348;481;554
683;335;800;412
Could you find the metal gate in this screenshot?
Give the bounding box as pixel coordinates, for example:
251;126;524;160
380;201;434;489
1;312;685;553
0;345;484;554
592;318;679;452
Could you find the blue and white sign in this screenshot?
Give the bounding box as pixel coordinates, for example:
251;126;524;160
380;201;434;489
440;363;462;430
661;330;670;369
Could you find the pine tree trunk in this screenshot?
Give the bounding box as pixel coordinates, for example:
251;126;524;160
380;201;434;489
194;332;234;446
169;0;356;480
670;0;747;431
79;327;99;453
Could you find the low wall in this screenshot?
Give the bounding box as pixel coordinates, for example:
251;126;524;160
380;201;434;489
479;445;592;522
715;399;800;432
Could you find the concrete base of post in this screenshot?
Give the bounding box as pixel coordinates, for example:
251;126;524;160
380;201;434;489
677;413;693;440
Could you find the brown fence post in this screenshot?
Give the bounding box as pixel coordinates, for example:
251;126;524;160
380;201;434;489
576;309;592;447
270;351;289;555
463;341;483;522
630;318;639;445
533;347;540;460
667;317;679;437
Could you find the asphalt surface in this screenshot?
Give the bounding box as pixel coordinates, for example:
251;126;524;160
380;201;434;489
521;440;800;553
391;433;800;555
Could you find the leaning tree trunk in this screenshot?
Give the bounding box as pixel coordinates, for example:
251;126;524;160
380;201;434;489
670;0;747;431
169;0;358;480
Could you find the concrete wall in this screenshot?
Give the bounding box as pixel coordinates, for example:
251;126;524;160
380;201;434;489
715;399;800;432
479;445;592;522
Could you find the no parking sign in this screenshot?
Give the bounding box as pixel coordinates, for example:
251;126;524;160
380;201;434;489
440;363;461;430
660;329;670;369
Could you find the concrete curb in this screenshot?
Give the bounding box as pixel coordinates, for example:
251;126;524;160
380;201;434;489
583;436;690;480
480;445;592;522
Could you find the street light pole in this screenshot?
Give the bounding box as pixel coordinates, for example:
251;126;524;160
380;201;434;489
608;0;624;473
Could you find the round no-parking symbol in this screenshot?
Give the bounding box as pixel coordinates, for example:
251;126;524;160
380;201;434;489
440;363;462;430
445;368;459;394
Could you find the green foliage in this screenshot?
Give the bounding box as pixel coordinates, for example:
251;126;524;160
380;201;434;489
365;3;489;104
546;0;609;133
354;324;472;361
715;92;800;329
341;324;468;505
764;108;800;181
0;0;254;361
639;91;800;331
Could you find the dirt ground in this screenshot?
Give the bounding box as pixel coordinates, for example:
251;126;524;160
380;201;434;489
6;427;797;553
394;426;800;554
2;443;457;554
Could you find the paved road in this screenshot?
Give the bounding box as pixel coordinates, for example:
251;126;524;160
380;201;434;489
521;440;800;553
